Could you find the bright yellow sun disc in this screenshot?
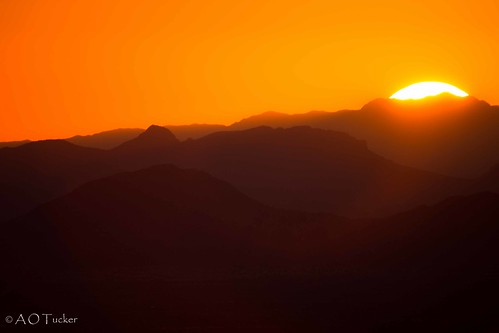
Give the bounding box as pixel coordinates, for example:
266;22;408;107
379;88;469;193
390;82;468;100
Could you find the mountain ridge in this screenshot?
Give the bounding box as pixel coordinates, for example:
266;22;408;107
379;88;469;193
1;164;498;332
4;123;498;222
3;94;498;176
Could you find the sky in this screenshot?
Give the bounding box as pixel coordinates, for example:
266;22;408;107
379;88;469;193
1;0;499;141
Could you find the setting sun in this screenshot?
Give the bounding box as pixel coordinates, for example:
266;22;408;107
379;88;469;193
390;82;469;100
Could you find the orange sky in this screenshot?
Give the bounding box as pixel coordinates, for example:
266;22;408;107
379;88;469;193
1;0;499;141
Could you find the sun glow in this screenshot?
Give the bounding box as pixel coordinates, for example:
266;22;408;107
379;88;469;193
390;82;469;100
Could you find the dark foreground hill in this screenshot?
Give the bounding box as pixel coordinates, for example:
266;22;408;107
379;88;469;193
1;165;281;273
0;165;498;332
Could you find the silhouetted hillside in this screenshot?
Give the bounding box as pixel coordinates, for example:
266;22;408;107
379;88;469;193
166;124;227;140
0;140;120;222
0;126;181;223
6;94;499;178
353;192;499;332
0;139;31;149
64;124;226;150
230;110;338;130
67;128;144;149
230;111;293;129
2;124;499;224
351;192;499;269
1;164;497;332
111;125;180;169
173;126;467;217
113;125;179;152
2;165;281;273
466;163;499;193
66;124;227;148
227;95;499;177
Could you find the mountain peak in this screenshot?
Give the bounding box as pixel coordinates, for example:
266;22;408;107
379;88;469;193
113;125;179;152
141;125;177;140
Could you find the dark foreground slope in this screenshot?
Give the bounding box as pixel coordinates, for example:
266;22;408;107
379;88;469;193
1;165;498;332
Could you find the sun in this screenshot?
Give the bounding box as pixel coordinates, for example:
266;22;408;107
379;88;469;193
390;82;468;100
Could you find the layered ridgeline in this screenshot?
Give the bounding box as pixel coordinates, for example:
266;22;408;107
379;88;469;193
0;140;120;222
1;164;498;332
2;125;491;222
230;95;499;177
67;124;226;148
171;126;466;217
0;125;225;149
1;165;284;272
3;94;497;177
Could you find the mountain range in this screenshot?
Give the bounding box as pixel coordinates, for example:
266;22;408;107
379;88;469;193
1;164;498;332
1;94;499;332
3;94;497;177
3;123;496;223
230;94;499;177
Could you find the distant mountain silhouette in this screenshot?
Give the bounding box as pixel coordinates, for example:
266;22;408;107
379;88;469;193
83;124;469;217
111;125;180;169
67;128;144;149
230;110;338;130
113;125;179;152
3;94;498;178
62;124;227;149
347;192;499;332
0;126;183;223
0;140;120;222
4;124;499;223
349;192;499;269
1;164;498;332
171;126;467;217
165;124;227;140
0;125;183;223
2;165;281;272
0;139;31;149
227;94;499;177
5;165;497;274
230;111;294;129
4;122;499;224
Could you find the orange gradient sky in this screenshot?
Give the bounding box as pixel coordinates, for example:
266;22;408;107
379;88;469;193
1;0;499;141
